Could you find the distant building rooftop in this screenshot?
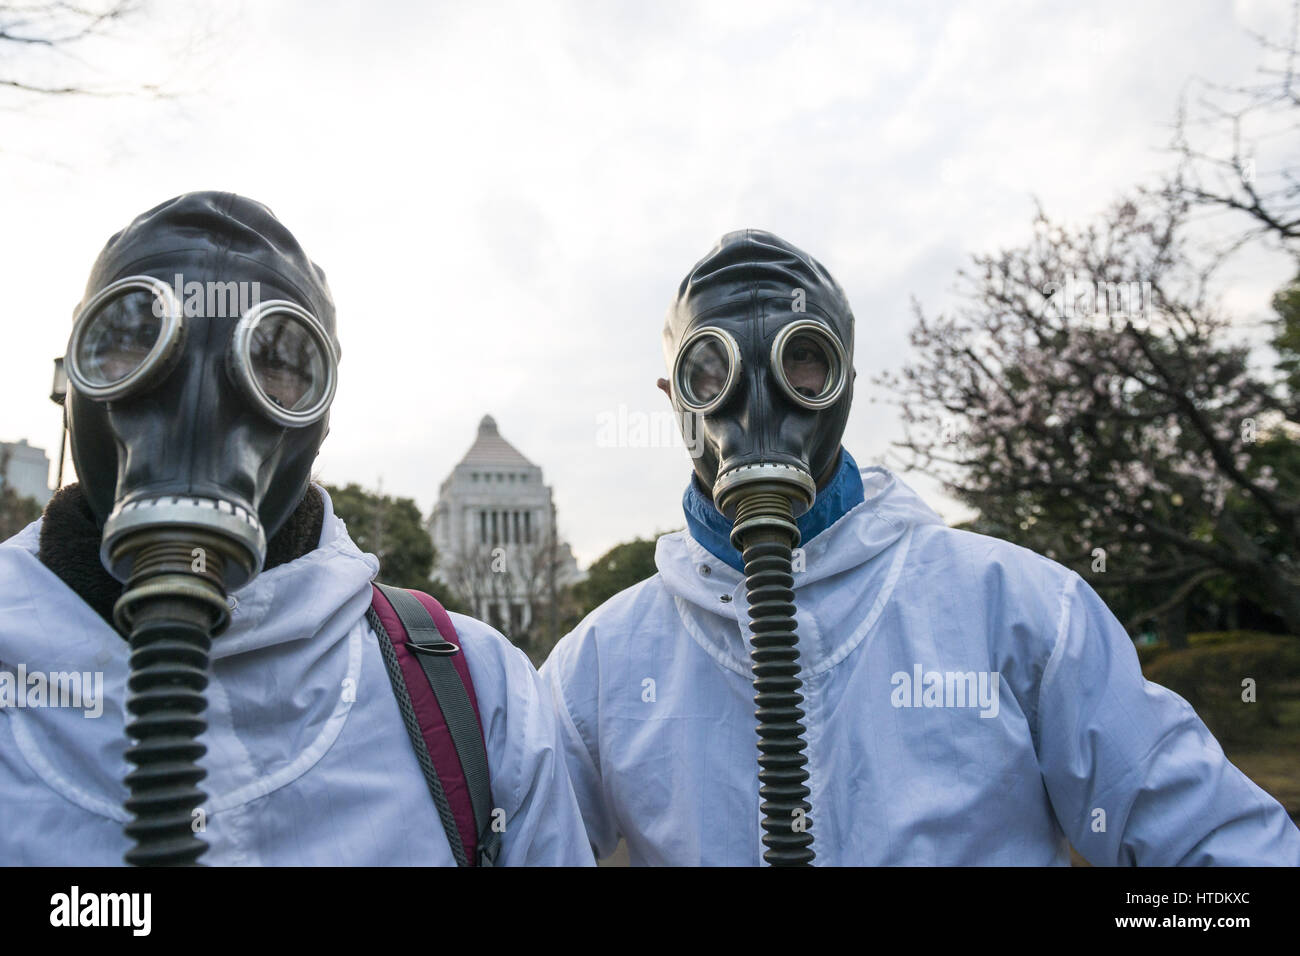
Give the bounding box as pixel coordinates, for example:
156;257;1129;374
458;415;534;468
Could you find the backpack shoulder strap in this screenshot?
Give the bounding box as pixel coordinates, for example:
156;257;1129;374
368;582;501;866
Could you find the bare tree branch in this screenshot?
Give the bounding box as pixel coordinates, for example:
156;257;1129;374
0;0;159;99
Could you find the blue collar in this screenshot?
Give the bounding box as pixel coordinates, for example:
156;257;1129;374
682;449;864;573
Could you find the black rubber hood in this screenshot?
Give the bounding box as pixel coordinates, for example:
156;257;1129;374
66;191;338;555
663;228;856;503
77;191;337;353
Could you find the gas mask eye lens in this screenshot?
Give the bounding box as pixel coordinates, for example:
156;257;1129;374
684;338;728;403
782;333;832;398
231;300;337;427
771;320;847;410
66;276;184;401
248;311;326;411
78;291;163;386
673;328;741;413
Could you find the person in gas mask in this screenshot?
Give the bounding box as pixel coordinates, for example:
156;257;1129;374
541;228;1300;866
0;192;593;866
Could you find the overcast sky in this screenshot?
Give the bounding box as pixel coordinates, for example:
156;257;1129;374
2;0;1297;564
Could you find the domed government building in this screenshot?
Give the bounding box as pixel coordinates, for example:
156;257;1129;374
427;415;583;635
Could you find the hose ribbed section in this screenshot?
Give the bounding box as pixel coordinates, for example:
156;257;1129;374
732;491;814;866
111;534;233;866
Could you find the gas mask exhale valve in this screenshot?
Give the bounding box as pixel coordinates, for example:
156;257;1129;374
64;194;341;865
665;228;857;867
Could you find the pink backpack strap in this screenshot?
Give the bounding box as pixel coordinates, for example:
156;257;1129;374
368;583;499;866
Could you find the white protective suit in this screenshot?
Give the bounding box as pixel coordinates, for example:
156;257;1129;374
542;465;1300;865
0;486;594;866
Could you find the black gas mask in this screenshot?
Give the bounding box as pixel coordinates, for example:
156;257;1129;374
665;229;854;515
664;229;856;866
62;192;339;865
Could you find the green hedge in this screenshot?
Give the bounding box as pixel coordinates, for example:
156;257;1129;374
1139;633;1300;745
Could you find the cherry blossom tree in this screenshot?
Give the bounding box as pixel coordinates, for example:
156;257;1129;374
882;193;1300;640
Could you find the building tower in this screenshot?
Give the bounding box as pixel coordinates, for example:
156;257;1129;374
0;439;51;506
428;415;582;636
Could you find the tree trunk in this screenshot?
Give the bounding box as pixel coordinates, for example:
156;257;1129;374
1256;570;1300;637
1162;600;1189;650
1216;511;1300;635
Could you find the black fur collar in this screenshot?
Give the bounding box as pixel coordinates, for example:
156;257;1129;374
37;483;325;636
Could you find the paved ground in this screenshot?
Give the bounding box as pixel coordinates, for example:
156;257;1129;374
597;840;630;867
